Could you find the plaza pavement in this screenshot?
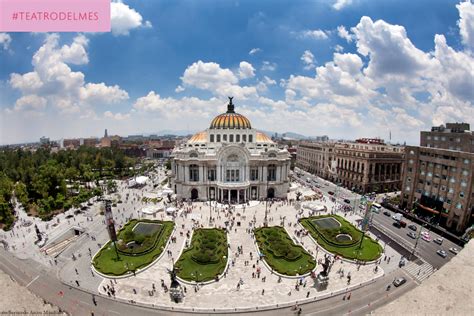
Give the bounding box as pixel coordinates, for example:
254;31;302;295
96;183;402;311
0;169;404;312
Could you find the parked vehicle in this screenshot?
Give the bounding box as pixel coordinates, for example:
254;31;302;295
344;199;351;204
408;224;417;231
328;191;335;195
383;210;391;216
393;221;401;228
434;238;443;245
407;232;416;239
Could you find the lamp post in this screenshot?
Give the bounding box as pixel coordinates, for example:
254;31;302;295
264;176;269;227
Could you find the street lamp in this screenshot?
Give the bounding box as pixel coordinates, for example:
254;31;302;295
264;176;269;227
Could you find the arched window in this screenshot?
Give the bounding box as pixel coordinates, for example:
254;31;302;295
190;152;198;158
249;135;253;142
268;153;276;158
189;164;199;181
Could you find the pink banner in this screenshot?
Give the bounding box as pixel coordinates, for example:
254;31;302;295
0;0;110;32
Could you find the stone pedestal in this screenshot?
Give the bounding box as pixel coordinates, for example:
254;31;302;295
315;272;329;291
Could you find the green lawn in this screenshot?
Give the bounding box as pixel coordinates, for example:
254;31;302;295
92;219;174;276
255;226;316;276
300;215;382;262
174;228;227;282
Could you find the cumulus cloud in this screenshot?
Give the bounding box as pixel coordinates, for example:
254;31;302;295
175;85;185;93
352;16;433;78
111;1;152;36
238;61;256;79
333;0;353;11
301;29;329;40
9;34;128;115
180;60;258;99
337;25;353;42
456;0;474;50
301;50;316;70
104;111;130;120
249;48;262;55
261;61;277;71
0;33;12;50
334;45;344;52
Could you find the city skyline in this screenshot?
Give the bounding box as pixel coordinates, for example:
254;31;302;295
1;0;473;145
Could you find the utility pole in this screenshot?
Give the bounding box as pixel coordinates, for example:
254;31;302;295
409;224;423;260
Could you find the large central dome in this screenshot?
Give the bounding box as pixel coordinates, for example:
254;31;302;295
210;97;252;129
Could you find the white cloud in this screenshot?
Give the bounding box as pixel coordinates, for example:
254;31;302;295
0;33;12;50
337;25;353;42
9;34;128;114
333;0;353;11
175;85;185;93
261;61;277;71
14;95;47;111
181;60;238;90
59;34;89;64
104;111;130;120
352;16;434;78
263;76;276;85
301;29;328;40
334;44;344;52
111;1;152;36
456;0;474;50
238;61;256;79
301;50;316;70
249;48;262;55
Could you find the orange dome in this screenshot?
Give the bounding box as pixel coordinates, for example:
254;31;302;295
209;97;252;129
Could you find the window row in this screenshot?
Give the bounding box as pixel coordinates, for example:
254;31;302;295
210;134;253;143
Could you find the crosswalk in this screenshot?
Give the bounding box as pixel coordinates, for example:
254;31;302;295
403;259;434;283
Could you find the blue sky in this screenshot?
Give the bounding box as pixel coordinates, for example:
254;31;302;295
0;0;473;145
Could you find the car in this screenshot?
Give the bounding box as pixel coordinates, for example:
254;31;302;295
407;232;416;239
399;221;407;228
408;224;417;231
393;221;402;228
434;238;443;245
393;277;407;287
449;247;459;254
344;199;351;204
422;234;431;242
328;191;335;195
383;210;391;216
436;250;447;258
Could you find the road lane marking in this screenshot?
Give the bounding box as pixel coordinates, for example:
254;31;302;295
26;275;40;288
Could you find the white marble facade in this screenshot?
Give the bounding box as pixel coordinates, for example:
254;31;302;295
170;98;291;203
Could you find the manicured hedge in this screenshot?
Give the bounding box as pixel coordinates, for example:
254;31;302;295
92;219;174;276
300;215;382;262
255;226;316;276
175;228;228;282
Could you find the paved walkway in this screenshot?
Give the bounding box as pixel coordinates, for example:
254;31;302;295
0;169;405;312
97;187;400;310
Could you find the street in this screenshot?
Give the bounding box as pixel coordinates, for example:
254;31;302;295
293;168;461;270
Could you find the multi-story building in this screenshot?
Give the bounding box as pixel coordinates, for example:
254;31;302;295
171;98;291;203
296;142;336;179
335;139;404;193
296;139;404;193
421;123;474;152
400;123;474;233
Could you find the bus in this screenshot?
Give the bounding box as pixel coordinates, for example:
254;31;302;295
371;203;382;213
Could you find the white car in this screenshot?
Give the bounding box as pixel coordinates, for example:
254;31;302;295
449;247;459;254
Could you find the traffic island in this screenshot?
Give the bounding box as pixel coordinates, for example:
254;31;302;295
174;228;228;282
300;214;382;262
92;219;174;276
254;226;316;276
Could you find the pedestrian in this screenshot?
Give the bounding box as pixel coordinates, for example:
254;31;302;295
306;291;310;298
261;289;265;295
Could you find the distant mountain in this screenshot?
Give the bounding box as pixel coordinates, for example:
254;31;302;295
259;130;310;140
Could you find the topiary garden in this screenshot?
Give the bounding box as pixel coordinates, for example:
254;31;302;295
254;226;316;276
174;228;228;282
